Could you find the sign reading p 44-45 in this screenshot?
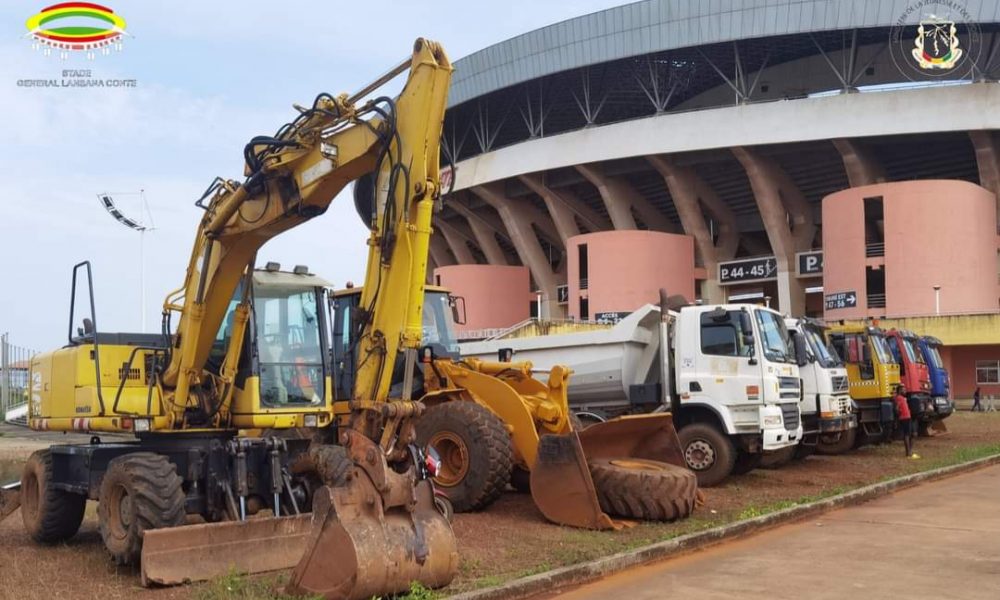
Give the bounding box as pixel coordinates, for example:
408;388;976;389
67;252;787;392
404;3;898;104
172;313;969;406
718;256;777;285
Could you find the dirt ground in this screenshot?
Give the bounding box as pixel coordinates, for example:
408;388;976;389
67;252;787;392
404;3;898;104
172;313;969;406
0;412;998;599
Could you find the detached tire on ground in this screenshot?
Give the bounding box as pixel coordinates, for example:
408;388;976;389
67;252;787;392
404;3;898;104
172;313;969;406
677;423;736;487
589;458;697;521
97;453;186;566
20;450;86;544
415;401;513;512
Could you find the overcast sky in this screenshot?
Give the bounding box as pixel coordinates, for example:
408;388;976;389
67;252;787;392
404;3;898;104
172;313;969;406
0;0;626;350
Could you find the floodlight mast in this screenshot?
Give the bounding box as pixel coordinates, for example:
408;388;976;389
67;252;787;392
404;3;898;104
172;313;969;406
97;190;155;332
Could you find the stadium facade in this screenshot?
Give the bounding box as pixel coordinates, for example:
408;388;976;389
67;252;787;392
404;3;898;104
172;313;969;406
427;0;1000;399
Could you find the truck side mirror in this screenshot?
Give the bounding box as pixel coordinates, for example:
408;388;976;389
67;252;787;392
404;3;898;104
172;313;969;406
449;295;467;325
792;332;810;367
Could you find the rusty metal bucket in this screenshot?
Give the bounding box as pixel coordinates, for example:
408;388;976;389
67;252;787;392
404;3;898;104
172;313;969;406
529;413;684;530
141;513;313;586
0;482;20;522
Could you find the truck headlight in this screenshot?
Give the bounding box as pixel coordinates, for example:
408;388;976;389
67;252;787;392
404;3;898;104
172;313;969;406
763;414;783;427
303;414;319;428
133;418;151;432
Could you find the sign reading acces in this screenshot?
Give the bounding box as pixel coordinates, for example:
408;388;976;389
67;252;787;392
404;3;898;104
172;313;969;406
594;312;631;326
797;251;823;277
825;291;858;310
719;256;777;285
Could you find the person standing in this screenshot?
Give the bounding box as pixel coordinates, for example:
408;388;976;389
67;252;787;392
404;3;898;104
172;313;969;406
972;387;982;412
894;384;918;459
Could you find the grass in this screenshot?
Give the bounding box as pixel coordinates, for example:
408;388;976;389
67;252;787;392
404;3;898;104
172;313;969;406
196;573;444;600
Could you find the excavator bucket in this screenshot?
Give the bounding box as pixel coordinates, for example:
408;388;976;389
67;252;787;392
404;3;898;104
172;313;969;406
529;413;683;530
141;514;313;586
0;482;20;522
286;477;458;599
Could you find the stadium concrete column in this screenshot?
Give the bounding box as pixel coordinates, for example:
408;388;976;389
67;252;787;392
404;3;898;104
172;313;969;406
576;163;678;232
648;155;738;303
436;219;476;264
970;131;1000;222
449;199;510;265
519;174;612;241
471;183;565;318
832;138;887;186
429;235;455;275
733;147;816;316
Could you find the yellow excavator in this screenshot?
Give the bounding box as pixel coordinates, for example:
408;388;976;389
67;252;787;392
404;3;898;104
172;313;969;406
0;39;455;599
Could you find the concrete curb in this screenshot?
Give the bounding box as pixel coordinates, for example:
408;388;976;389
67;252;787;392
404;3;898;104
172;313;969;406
448;453;1000;600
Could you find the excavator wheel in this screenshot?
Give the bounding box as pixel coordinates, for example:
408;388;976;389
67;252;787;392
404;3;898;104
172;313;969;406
677;423;736;487
816;428;857;455
588;458;697;521
416;401;513;512
98;453;186;566
20;450;86;544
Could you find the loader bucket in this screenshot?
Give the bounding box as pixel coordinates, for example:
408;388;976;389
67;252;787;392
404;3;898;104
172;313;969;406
0;483;20;522
140;513;313;586
529;413;683;530
286;477;458;600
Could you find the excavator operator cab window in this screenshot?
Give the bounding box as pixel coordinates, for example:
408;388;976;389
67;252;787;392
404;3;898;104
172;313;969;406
254;285;325;407
423;291;460;357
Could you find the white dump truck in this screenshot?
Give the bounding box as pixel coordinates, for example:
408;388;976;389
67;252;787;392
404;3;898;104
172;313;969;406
785;317;856;457
462;297;803;486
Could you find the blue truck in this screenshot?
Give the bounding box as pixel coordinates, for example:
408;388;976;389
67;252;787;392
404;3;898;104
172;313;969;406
917;336;954;434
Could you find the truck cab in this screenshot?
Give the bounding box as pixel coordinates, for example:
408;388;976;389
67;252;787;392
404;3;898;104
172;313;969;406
827;324;900;446
918;335;954;426
784;317;855;454
885;329;932;421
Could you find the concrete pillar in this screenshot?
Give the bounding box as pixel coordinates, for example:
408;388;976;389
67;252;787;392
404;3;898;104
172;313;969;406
518;174;611;238
648;155;738;303
970;131;1000;225
450;199;510;266
429;235;454;275
832;138;887;187
576;163;678;232
732;146;815;316
437;219;476;264
471;183;565;318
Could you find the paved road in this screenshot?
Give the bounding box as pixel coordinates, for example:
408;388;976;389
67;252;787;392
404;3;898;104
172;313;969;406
540;464;1000;600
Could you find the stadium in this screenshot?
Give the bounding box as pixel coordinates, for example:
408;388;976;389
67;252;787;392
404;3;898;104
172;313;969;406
426;0;1000;398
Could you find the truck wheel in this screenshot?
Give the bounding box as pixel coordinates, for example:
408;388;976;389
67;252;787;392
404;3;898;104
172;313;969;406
793;443;816;460
731;451;762;475
588;458;697;521
677;423;736;487
415;402;513;512
917;421;931;437
816;428;856;455
20;450;86;544
98;453;186;566
759;446;796;469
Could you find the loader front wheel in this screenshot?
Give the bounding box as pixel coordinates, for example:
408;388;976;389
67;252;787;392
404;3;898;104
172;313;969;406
589;458;697;521
98;453;186;566
21;450;86;544
416;402;513;512
677;423;736;487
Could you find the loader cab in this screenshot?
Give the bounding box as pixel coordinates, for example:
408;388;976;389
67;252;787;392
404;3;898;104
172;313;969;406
211;266;333;424
330;286;461;401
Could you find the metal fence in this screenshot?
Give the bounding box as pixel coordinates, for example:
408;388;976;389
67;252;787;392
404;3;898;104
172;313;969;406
1;333;36;423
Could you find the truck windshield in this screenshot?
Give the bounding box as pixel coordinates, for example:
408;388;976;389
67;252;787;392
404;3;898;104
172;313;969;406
904;337;924;364
870;334;894;365
255;285;324;407
424;291;460;354
804;325;841;368
755;310;794;363
925;342;944;369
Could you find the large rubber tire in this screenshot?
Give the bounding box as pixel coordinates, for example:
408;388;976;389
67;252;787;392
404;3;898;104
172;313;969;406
97;453;186;566
20;450;86;544
759;446;796;469
731;451;762;475
793;442;816;460
918;420;931;437
589;458;697;521
308;444;353;487
415;402;513;512
677;423;736;487
816;428;857;455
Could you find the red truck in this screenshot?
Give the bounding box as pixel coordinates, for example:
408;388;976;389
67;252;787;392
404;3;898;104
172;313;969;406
885;329;933;427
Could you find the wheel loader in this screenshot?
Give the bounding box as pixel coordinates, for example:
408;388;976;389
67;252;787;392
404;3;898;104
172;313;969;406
331;286;698;529
0;39;457;600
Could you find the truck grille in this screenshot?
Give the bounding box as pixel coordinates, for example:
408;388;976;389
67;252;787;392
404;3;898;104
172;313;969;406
780;403;800;431
831;376;849;394
778;376;800;400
